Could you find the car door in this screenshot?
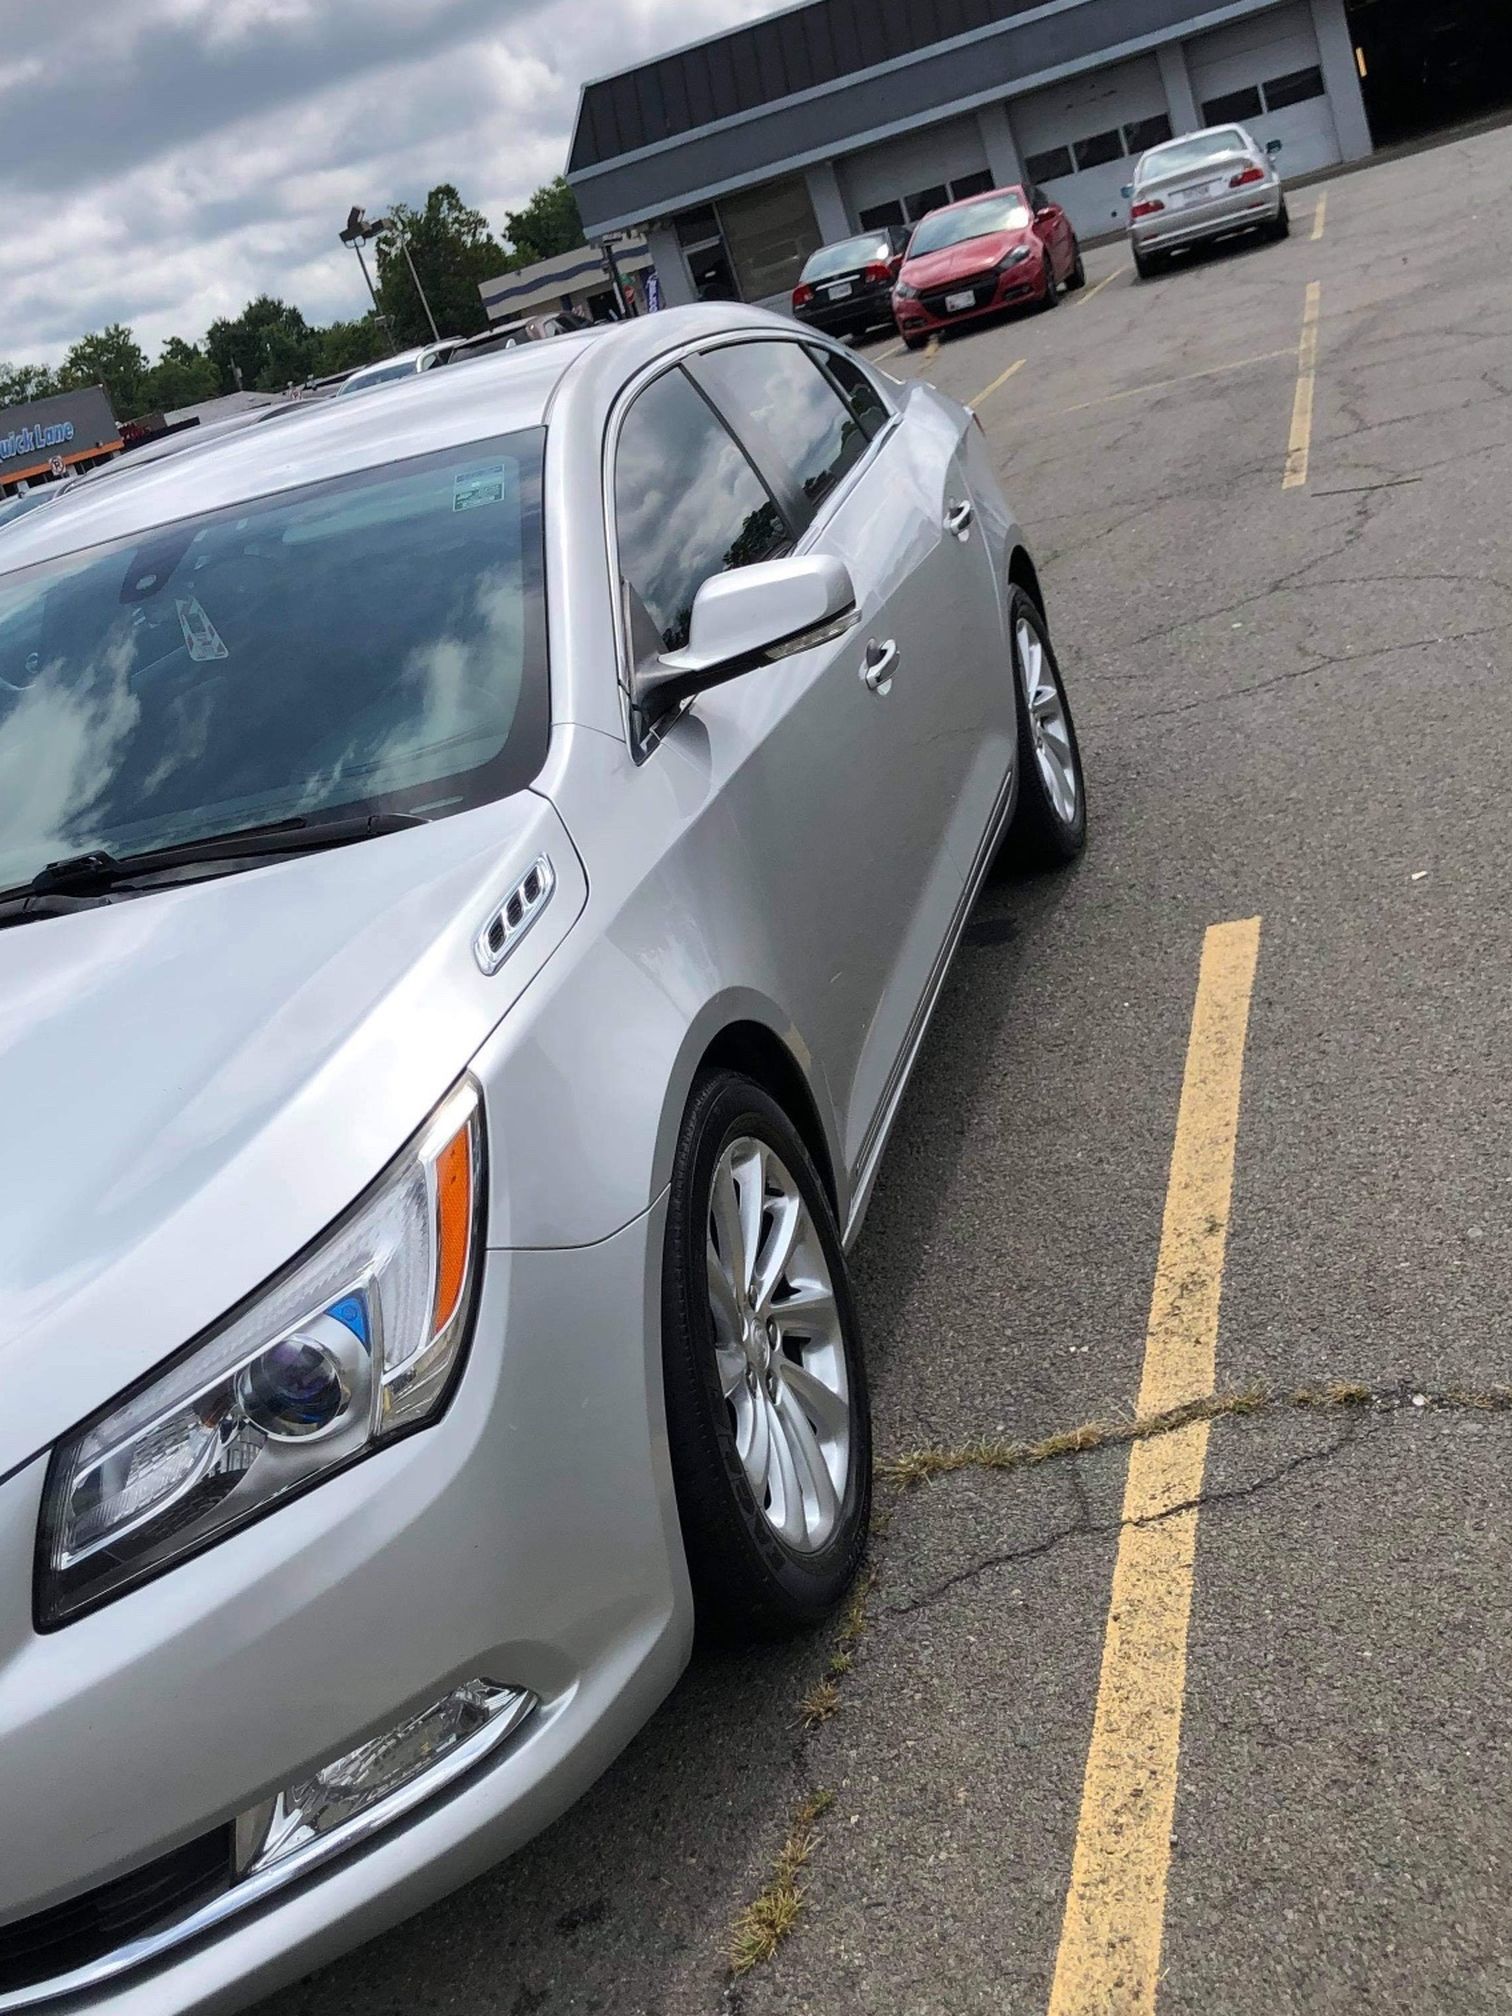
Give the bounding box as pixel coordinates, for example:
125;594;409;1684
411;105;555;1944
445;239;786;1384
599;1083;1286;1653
689;337;1008;1174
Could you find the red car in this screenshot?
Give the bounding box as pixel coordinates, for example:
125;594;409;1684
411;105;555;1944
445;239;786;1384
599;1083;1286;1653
892;184;1084;349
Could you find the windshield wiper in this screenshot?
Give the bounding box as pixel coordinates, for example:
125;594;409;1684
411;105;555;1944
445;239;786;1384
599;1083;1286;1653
0;811;425;915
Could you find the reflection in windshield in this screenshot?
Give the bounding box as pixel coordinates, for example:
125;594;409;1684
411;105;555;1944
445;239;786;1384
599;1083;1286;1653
907;197;1032;257
0;433;548;890
801;236;891;282
1138;132;1247;180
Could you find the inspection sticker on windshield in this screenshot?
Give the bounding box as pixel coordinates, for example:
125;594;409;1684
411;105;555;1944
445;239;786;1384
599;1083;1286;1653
453;464;506;513
175;595;229;662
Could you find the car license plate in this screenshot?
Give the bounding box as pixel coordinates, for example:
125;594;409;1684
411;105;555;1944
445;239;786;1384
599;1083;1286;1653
1175;180;1225;208
827;281;854;300
945;289;975;312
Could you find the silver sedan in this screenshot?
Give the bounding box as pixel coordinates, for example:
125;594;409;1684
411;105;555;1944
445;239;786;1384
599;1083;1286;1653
1126;124;1289;277
0;305;1085;2013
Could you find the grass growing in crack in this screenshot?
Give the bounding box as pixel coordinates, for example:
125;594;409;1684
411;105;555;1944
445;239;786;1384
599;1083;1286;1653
799;1676;842;1728
727;1789;834;1977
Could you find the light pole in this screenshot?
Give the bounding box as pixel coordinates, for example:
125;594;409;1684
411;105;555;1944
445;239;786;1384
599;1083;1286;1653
340;207;398;354
342;205;441;346
381;221;441;344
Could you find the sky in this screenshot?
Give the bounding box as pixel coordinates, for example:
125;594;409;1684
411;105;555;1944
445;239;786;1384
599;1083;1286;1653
0;0;783;367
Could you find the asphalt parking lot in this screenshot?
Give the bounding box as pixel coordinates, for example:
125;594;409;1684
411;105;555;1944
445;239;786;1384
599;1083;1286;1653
265;123;1512;2016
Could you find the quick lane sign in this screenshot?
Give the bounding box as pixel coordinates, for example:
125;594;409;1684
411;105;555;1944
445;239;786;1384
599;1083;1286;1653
0;385;120;485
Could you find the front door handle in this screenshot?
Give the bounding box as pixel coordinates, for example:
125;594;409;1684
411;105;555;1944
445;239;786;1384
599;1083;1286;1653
945;499;974;539
861;638;899;695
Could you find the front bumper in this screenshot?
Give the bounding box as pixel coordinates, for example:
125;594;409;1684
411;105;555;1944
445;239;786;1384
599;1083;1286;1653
0;1201;690;2013
1133;185;1281;253
894;260;1049;337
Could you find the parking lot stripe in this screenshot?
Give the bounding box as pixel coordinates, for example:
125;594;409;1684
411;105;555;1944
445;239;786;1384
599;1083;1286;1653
1047;917;1262;2016
1283;282;1322;490
1312;193;1328;241
968;357;1027;411
1075;263;1129;306
1046;349;1293;420
874;339;907;363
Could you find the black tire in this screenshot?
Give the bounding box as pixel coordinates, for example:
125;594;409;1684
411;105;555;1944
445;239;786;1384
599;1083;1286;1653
1039;260;1061;310
1004;584;1087;868
1067;245;1087;291
1133;242;1159;281
1271;197;1291;241
662;1070;872;1640
903;332;927;352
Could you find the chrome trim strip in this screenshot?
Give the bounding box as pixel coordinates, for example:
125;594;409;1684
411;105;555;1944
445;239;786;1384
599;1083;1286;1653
0;1687;537;2013
473;854;556;976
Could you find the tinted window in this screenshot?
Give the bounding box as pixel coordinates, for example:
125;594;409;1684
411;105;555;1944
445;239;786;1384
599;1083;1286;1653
1073;129;1124;170
801;235;893;282
1202;86;1263;124
614;369;786;656
1264;65;1325;108
905;183;949;222
907;194;1032;257
1125;113;1174;154
816;352;890;442
693;342;871;532
1024;146;1073;183
0;435;550;891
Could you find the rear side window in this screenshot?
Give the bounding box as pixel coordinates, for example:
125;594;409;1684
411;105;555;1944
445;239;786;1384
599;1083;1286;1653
815;351;890;442
691;341;872;534
614;368;788;656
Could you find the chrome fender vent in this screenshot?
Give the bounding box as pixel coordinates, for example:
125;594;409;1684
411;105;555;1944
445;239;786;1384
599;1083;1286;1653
474;855;555;976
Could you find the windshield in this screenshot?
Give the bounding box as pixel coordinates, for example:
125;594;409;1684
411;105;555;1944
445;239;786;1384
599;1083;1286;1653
1138;131;1247;180
801;235;892;281
338;358;423;395
906;196;1031;258
0;432;548;890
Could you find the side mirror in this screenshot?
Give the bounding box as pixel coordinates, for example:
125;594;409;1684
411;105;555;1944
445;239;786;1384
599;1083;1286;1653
635;555;858;717
1266;138;1283;156
1120;183;1135;200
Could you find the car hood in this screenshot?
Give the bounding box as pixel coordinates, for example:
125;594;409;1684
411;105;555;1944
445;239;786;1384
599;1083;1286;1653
0;793;586;1475
901;230;1033;288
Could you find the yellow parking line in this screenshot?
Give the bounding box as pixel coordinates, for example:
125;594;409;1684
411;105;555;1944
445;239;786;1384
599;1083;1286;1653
1048;917;1262;2016
925;333;941;361
1074;263;1130;306
1048;348;1293;419
1283;281;1322;490
967;357;1027;411
1311;192;1328;241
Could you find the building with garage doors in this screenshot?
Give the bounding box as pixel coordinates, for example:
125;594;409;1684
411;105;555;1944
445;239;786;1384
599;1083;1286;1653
566;0;1383;309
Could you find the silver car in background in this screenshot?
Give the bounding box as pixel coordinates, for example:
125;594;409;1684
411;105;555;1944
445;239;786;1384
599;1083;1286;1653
1126;124;1289;278
0;305;1085;2013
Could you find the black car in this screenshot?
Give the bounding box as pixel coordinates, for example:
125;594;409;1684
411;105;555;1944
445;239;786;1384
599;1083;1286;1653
792;227;909;339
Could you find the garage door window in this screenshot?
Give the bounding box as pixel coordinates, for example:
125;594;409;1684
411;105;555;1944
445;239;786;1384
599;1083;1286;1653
1202;84;1264;124
1073;129;1124;171
1124;113;1174;154
859;200;905;231
951;170;995;201
1024;145;1074;184
1264;65;1325;109
905;183;949;221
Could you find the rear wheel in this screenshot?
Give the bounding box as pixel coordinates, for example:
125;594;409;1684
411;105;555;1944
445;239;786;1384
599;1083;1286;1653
662;1071;872;1640
1004;585;1086;868
1271;197;1292;241
1133;242;1160;280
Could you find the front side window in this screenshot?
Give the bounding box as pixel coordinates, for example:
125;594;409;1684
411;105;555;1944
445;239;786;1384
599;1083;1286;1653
692;342;871;534
907;193;1032;256
0;435;549;893
614;368;787;656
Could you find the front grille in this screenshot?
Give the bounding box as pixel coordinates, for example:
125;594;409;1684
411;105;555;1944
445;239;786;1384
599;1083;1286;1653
0;1828;232;1994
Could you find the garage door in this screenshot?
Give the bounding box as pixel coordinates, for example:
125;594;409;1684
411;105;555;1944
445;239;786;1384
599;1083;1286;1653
838;115;993;231
1188;2;1341;176
1011;55;1173;240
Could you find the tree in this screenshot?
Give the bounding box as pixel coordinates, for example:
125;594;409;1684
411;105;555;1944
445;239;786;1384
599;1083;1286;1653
503;176;586;265
58;324;150;418
313;317;390;378
205;296;318;396
143;337;220;415
374;184;506;348
0;361;60;407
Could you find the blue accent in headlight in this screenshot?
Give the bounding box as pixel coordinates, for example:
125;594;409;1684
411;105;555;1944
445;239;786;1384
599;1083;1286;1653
326;1294;370;1344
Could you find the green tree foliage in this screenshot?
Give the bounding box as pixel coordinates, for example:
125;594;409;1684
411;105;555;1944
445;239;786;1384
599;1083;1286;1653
312;316;390;378
374;184;506;347
205;296;318;395
502;176;586;265
0;360;61;406
58;324;150;418
142;336;221;415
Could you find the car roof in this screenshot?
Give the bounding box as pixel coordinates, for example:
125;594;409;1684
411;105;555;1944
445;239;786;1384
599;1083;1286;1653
0;337;599;574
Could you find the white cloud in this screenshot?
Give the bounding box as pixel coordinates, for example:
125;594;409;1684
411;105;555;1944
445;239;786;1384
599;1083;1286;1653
0;0;781;367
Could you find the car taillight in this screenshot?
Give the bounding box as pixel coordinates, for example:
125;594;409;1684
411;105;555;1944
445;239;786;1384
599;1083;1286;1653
1230;165;1266;188
793;283;815;308
862;261;891;283
1131;198;1165;219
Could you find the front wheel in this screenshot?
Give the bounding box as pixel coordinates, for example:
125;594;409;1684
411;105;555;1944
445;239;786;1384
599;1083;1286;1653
1039;260;1061;310
662;1071;872;1640
1004;585;1087;868
1067;244;1087;291
903;331;928;352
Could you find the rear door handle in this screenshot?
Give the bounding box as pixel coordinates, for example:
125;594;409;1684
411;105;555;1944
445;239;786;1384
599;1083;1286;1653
945;499;974;539
861;638;899;694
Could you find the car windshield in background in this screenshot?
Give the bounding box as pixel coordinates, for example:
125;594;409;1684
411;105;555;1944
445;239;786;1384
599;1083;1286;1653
339;360;422;394
907;197;1032;257
801;236;891;281
0;432;548;892
1139;131;1247;180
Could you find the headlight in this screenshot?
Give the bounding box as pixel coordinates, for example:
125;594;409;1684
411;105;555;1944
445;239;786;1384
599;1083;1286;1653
998;246;1033;270
894;281;919;300
37;1078;485;1627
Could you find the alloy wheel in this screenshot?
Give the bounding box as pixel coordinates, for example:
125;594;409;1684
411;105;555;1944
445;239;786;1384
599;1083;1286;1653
706;1136;849;1552
1016;615;1079;827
